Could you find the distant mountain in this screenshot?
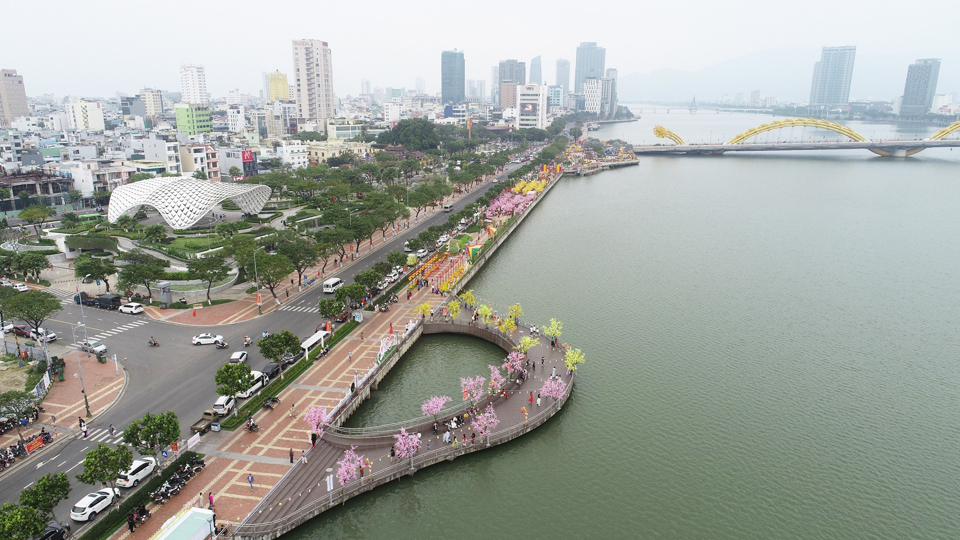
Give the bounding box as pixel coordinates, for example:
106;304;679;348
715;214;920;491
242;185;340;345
618;48;959;104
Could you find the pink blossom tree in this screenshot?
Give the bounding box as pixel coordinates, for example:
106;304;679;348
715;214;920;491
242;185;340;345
421;395;452;422
470;404;500;445
303;406;332;440
502;351;524;380
540;377;567;400
460;375;486;405
336;446;363;486
393;427;421;469
488;365;506;394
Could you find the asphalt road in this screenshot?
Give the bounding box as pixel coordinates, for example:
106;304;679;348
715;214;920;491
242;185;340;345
0;162;522;527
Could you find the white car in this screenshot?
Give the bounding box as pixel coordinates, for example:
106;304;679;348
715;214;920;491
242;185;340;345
439;234;450;243
79;340;107;354
0;280;12;287
119;303;144;314
70;488;119;521
31;328;57;342
229;351;248;364
192;333;224;345
0;320;13;333
13;283;30;292
416;249;428;258
116;457;157;488
212;395;236;416
387;270;400;282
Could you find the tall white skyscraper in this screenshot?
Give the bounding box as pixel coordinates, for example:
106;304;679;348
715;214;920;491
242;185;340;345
809;46;856;107
180;64;209;104
292;39;336;120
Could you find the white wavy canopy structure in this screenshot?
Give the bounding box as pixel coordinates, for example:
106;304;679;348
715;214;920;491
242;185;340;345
107;177;271;229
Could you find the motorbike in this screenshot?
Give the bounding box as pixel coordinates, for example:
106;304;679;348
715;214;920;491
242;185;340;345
215;341;229;350
244;422;260;433
243;337;252;347
377;304;390;312
260;396;281;410
148;339;160;347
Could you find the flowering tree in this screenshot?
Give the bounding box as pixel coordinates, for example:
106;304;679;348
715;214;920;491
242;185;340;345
447;299;461;321
460;375;486;404
477;304;493;327
458;289;476;309
421;395;452;421
500;316;517;335
470;404;500;445
393;427;421;468
564;348;585;371
502;351;524;378
302;406;332;440
415;302;432;319
488;365;506;394
508;303;523;322
544;318;563;343
336;446;363;486
540;377;567;400
517;336;539;355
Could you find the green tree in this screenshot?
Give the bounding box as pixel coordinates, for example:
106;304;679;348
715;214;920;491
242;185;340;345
342;215;375;254
19;472;72;531
247;253;293;300
215;222;240;238
338;283;367;306
0;286;16;326
215;363;253;414
0;391;37;442
373;261;392;276
0;187;11;200
0;503;46;540
376;119;440;151
18;205;55;236
318;298;344;319
122;411;180;464
354;268;383;292
228;166;242;177
92;191;110;205
257;330;300;380
387;251;408;269
141;224;166;243
60;212;80;229
76;443;133;507
315;227;352;261
221;234;257;281
406;189;430;218
74;253;117;292
117;249;168;299
67;189;83;204
569;127;583;140
276;234;318;286
192;170;208;180
114;214;137;232
6;291;60;338
188;255;230;302
127;172;155;183
16;252;48;281
17;191;32;208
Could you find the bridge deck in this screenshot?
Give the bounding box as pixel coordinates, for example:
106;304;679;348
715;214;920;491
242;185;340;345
633;139;960;155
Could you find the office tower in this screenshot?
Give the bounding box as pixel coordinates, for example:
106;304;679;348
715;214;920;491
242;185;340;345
809;46;856;107
175;103;212;136
530;56;542;85
490;66;499;103
138;88;164;117
574;42;606;93
361;78;371;95
267;71;290;102
556;59;570;96
899;59;941;116
603;68;618;117
65;99;106;130
415;77;425;95
292;39;336;120
498;59;526;86
516;84;547;129
441;49;465;104
548;85;563;107
0;69;29;127
180;64;209;104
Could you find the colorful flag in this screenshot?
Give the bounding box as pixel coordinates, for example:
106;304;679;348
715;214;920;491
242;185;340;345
485;225;497;237
467;244;483;262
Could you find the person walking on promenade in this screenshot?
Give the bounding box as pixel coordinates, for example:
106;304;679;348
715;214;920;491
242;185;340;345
247;474;255;490
471;433;476;446
301;450;307;464
552;366;557;379
289;448;294;463
390;446;396;463
290;402;297;418
208;492;214;508
108;424;115;438
348;351;353;361
127;512;136;533
197;491;203;507
529;392;534;407
537;393;541;407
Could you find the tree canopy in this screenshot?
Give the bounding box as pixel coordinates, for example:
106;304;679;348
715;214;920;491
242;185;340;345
375;119;439;151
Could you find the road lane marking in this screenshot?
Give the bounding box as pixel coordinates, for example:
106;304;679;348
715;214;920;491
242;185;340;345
66;461;83;472
58;461;67;467
49;319;105;331
24;482;33;488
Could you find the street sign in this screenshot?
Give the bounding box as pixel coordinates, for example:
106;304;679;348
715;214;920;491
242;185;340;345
161;450;168;458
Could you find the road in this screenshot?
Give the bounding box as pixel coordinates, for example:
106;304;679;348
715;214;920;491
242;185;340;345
0;162;522;529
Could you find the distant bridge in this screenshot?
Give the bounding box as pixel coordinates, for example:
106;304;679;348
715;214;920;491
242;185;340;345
636;118;960;157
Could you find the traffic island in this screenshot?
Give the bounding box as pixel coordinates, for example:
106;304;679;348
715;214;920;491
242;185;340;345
43;351;126;429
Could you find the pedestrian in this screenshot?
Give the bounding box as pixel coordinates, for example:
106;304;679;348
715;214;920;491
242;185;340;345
290;403;297;417
348;351;352;360
537;393;541;407
84;427;89;438
198;491;204;507
291;278;294;286
212;512;217;530
471;433;476;445
289;448;294;463
208;492;214;508
301;450;307;464
532;361;536;372
390;446;396;463
247;474;255;491
311;432;318;448
529;392;534;407
552;366;557;378
108;424;115;438
433;422;438;435
77;417;84;430
462;434;466;445
360;331;363;340
127;513;136;533
541;356;545;365
285;288;289;298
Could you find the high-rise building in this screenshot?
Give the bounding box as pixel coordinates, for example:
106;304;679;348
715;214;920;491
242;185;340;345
530;56;542;85
515;84;547;130
267;71;290;102
0;69;29;127
584;78;603;115
415;77;425;95
65;99;105;130
180;64;209;105
574;42;606;93
490;66;499;103
498;59;526;86
809;46;856;107
441;49;465;104
603;69;618;117
361;78;371;95
175;103;212;136
548;85;564;108
500;83;518;111
292;39;336;120
138;88;164;117
899;58;941;116
556;59;570;96
227;105;246;133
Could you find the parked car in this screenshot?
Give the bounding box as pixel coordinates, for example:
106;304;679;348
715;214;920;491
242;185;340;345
31;523;70;540
416;249;428;258
439;234;450;243
261;362;281;379
212;395;236;416
281;352;298;367
78;340;107;354
403;241;412;252
12;324;31;338
236;371;267;399
96;294;122;310
0;279;12;287
118;303;144;314
70;488;119;521
192;333;224;345
190;410;220;434
13;283;30;292
0;320;13;333
31;328;57;343
73;292;96;306
116;457;157;487
228;351;248;364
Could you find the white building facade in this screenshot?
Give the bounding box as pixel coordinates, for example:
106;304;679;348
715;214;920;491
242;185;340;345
180;64;210;105
292;39;336;121
279;140;309;169
515;84;548;130
65;100;106;131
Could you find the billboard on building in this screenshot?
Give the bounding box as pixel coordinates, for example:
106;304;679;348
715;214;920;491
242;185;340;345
520;103;538;115
242;150;253;162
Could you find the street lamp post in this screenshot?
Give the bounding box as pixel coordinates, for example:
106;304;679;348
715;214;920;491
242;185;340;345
253;248;262;315
71;324;92;417
77;274;90;344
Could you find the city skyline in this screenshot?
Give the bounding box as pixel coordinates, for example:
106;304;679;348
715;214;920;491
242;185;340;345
2;0;958;101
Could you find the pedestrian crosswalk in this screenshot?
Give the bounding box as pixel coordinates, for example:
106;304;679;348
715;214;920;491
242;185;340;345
277;305;319;314
82;427;124;444
66;320;151;347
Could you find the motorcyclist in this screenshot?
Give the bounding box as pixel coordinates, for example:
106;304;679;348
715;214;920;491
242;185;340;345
244;336;252;346
149;336;158;346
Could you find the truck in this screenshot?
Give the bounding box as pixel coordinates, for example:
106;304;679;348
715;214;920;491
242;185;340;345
190;410;220;434
96;294;122;310
73;292;97;306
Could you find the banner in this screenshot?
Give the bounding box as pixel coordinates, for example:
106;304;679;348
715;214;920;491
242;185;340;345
187;432;201;450
25;436;44;454
467;244;483;262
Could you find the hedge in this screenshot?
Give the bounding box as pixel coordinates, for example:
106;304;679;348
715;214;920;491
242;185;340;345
219;320;360;430
65;235;118;252
244;212;282;224
79;451;203;540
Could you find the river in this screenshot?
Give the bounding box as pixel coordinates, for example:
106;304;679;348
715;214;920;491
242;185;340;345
287;109;960;539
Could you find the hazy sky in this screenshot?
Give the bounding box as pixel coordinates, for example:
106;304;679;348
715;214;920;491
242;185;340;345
3;0;958;100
